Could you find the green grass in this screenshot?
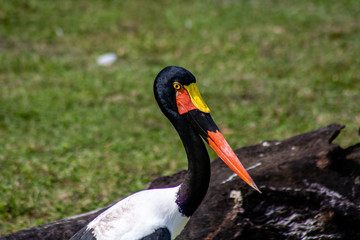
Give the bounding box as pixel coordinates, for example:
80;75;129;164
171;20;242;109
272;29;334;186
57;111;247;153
1;0;359;235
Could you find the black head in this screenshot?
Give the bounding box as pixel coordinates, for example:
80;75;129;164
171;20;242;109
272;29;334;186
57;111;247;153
152;66;260;193
154;66;196;120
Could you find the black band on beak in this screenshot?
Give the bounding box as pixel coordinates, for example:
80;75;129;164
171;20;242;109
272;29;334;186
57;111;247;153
182;110;219;142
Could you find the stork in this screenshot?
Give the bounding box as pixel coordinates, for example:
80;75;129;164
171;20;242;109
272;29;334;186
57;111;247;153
70;66;259;240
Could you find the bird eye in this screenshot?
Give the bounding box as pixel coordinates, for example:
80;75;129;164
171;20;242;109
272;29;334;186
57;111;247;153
173;82;182;90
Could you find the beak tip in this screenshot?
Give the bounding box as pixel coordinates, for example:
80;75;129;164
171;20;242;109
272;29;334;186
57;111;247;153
249;181;262;194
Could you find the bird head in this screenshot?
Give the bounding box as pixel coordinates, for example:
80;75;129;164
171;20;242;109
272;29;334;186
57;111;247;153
154;66;260;192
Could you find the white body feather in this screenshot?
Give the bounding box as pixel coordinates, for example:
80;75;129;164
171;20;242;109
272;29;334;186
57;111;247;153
87;185;189;240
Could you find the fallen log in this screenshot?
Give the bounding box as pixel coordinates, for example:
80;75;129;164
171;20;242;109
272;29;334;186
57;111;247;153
2;123;359;240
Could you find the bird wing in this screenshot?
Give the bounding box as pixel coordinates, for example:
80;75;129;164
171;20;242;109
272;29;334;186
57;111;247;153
71;186;188;240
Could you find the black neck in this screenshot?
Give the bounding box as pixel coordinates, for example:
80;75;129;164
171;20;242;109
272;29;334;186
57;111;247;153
173;115;210;217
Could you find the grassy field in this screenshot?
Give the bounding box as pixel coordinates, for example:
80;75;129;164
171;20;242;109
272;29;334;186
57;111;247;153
1;0;359;235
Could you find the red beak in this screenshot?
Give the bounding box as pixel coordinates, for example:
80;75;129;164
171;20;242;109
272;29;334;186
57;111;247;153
183;110;260;192
207;130;260;192
175;82;260;192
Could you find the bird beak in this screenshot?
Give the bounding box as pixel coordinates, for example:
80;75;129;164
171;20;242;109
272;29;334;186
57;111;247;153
186;111;260;193
176;83;260;193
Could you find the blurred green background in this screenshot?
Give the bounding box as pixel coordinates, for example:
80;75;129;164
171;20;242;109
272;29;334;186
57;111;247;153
1;0;359;235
